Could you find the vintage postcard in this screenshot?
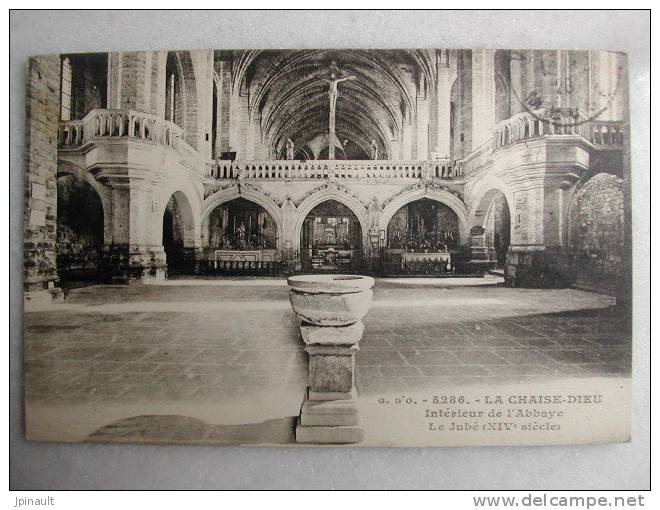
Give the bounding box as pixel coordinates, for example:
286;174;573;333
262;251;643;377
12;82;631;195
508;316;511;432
23;48;631;446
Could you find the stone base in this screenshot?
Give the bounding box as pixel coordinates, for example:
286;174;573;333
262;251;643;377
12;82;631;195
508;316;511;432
296;388;363;444
505;246;573;288
306;343;359;394
99;244;168;284
309;389;356;401
295;418;364;444
300;394;359;427
300;321;364;345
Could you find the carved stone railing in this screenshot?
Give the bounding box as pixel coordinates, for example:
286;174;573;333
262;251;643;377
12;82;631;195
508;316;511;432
492;108;624;152
207;159;461;180
58;108;197;160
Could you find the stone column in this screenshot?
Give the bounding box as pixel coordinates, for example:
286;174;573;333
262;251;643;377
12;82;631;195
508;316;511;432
288;275;375;444
24;55;64;308
471;49;496;150
107;51;157;113
509;51;525;115
435;64;452;159
416;82;430;160
96;174;167;283
401;121;414;160
502;138;592;287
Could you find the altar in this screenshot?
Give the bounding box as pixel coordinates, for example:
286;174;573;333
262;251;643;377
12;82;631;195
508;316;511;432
213;249;279;262
384;249;453;275
401;252;451;265
310;247;354;271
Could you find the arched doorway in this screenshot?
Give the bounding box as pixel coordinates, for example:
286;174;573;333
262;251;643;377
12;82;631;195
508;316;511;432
56;173;104;286
300;200;363;272
162;192;195;275
206;197;278;251
203;197;280;274
472;190;511;268
385;198;460;275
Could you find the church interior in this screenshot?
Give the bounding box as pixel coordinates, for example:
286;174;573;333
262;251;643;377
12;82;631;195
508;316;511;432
23;48;628;298
21;47;632;446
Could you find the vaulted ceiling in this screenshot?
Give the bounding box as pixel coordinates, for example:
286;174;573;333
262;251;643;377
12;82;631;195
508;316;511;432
225;50;438;159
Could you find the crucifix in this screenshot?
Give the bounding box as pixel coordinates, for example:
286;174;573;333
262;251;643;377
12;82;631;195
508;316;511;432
318;63;355;159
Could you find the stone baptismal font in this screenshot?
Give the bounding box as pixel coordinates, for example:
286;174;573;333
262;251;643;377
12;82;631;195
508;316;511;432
287;274;375;444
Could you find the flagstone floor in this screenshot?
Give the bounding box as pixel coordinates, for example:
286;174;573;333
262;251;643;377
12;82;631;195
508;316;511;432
23;276;630;442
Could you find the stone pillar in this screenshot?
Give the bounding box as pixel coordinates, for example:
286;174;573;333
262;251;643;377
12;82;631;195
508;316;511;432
96;174;167;283
24;55;64;308
280;197;298;270
435;64;452;159
502;139;592;287
509;51;525;115
215;58;232;154
401;120;414;160
288;275;375;444
416;83;430;160
108;51;156;113
471;49;496;150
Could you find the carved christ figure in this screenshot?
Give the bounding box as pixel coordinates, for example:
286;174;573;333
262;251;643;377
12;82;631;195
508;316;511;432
318;64;356;117
317;64;355;159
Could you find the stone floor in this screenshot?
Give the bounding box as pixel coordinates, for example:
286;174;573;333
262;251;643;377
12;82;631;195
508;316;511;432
23;276;631;443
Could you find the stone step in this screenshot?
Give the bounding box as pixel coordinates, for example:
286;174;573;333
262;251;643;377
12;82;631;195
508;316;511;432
295;417;364;444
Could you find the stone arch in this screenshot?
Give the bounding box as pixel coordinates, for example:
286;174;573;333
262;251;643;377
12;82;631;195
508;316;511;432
202;187;283;249
468;182;514;266
468;175;516;230
156;180;202;248
380;188;469;245
160;190;198;248
293;190;369;252
56;162;107;282
57;160;111;245
470;188;513;228
161;190;198;275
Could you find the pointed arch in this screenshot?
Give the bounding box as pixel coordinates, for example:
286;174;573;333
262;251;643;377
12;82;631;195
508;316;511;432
380;187;469;244
202;186;283;249
294;189;369;251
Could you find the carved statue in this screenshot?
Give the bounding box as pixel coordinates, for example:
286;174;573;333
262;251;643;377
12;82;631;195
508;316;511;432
317;63;356;160
285;138;295;160
370;139;380;160
237;221;247;249
319;66;356;116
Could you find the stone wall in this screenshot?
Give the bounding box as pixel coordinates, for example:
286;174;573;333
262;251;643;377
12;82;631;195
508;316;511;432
569;173;625;294
24;55;61;298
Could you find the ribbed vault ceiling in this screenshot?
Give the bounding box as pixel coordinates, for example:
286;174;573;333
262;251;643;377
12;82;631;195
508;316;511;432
224;50;438;159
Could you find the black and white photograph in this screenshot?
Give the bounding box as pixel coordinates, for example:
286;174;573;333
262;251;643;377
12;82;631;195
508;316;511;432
20;41;634;448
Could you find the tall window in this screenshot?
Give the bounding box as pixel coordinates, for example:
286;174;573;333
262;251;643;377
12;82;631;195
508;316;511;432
165;53;181;126
60;57;72;121
168;73;176;122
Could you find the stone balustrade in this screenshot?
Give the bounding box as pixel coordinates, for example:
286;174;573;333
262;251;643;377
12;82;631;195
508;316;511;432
492;107;624;152
58;108;196;159
207;159;461;180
